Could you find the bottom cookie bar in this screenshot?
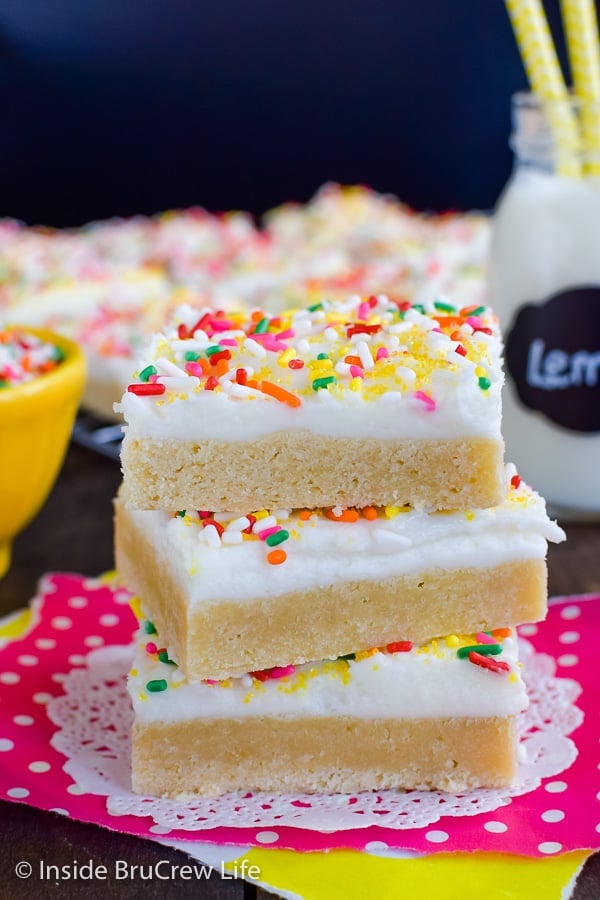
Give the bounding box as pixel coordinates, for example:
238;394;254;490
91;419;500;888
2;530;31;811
128;618;527;797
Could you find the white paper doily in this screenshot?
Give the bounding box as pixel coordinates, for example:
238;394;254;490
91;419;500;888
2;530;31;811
47;639;582;832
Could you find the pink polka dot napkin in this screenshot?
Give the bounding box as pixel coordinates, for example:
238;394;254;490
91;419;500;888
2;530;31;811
0;573;598;856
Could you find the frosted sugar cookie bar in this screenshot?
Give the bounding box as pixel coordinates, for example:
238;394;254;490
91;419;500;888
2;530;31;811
117;296;505;511
128;619;527;796
115;472;564;681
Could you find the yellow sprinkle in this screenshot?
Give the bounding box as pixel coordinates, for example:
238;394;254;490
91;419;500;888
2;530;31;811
254;510;269;520
445;635;459;648
475;366;487;378
129;668;138;677
509;673;518;683
138;692;148;702
465;511;475;521
243;693;255;704
278;348;296;367
129;596;143;620
349;377;363;392
384;506;400;519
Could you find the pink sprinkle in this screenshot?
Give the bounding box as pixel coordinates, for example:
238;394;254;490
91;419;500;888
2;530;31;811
413;390;436;412
185;362;204;377
276;328;296;340
466;316;483;329
257;525;281;541
269;665;295;679
205;678;219;685
375;347;389;360
357;301;370;320
349;365;364;378
211;319;234;332
145;642;157;654
476;632;496;644
148;374;160;383
259;337;289;352
218;338;237;347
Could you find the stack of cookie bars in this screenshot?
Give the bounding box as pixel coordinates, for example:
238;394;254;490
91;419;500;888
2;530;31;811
115;295;563;797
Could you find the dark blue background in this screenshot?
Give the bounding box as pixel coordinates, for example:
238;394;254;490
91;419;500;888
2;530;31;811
0;0;577;225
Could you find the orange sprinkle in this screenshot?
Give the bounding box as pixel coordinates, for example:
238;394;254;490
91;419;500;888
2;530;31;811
362;506;378;520
247;379;301;408
344;355;362;366
492;627;511;639
250;310;264;323
214;358;230;377
432;315;465;328
299;510;312;520
267;549;287;565
450;330;463;341
326;508;360;523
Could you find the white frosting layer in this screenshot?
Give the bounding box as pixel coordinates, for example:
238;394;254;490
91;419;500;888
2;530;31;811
120;469;565;605
116;296;504;441
128;628;528;722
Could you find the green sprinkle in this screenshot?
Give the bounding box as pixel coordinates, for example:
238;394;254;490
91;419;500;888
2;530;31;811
205;344;222;356
478;376;491;391
312;375;336;391
468;306;486;317
184;350;200;361
146;679;168;693
254;317;269;334
144;621;157;635
0;380;8;389
434;300;456;313
308;302;323;312
266;529;289;547
339;653;356;661
457;644;502;659
316;352;329;360
158;650;176;666
177;510;186;517
412;303;426;314
52;346;66;363
139;364;157;383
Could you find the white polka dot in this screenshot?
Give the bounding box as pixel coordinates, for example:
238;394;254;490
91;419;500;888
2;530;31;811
13;715;34;726
541;809;565;823
17;654;38;667
33;692;53;705
7;787;29;799
51;616;72;631
0;672;20;685
538;841;562;854
255;830;279;844
425;830;449;843
149;825;172;835
114;591;132;605
28;761;51;773
558;631;580;645
557;654;579;667
50;808;69;816
365;841;390;852
560;605;581;620
83;577;102;590
51;673;68;684
545;780;568;793
68;595;88;609
0;739;14;751
35;638;56;650
68;655;87;667
596;823;600;834
519;624;538;636
84;636;104;648
66;784;85;795
99;613;119;627
484;821;508;833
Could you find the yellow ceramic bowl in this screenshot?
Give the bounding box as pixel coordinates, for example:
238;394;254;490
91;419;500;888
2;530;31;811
0;327;86;578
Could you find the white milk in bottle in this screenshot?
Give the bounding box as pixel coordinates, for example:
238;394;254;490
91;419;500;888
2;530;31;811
490;93;600;517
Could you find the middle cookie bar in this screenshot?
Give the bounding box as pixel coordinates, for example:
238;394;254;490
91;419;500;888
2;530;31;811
115;473;564;681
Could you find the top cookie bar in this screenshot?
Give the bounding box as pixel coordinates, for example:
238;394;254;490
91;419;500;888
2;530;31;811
117;295;505;511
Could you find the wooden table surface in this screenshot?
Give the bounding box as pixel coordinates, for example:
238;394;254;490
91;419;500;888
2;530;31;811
0;441;598;899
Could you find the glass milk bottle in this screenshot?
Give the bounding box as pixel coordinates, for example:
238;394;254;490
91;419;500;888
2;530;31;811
489;92;600;518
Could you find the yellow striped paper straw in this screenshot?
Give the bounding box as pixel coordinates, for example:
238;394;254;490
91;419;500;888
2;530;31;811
506;0;582;177
561;0;600;175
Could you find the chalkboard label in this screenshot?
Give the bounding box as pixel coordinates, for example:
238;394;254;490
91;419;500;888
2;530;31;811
505;286;600;433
